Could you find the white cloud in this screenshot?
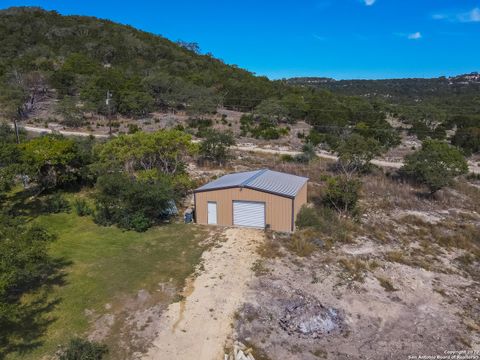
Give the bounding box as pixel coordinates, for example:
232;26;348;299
432;14;447;20
459;7;480;22
433;7;480;23
408;32;422;40
364;0;376;6
313;34;327;41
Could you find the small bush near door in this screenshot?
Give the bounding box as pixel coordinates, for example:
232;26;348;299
59;338;108;360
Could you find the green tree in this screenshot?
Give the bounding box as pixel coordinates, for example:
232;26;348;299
281;93;308;121
117;88;154;116
0;215;56;356
401;139;468;194
96;130;197;176
56;97;85;128
20;135;86;191
353;120;400;149
255;98;289;123
94;173;175;231
451;127;480;156
199;130;235;165
337;133;381;174
0;82;28;143
50;68;76;97
323;176;361;214
0;123;24;193
186;93;219;117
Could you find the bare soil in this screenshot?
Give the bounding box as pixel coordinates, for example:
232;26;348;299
235;246;477;360
222;155;480;360
141;227;263;360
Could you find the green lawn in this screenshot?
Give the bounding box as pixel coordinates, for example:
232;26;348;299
7;210;207;360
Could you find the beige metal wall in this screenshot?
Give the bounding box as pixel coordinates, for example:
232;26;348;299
293;182;308;230
195;187;294;232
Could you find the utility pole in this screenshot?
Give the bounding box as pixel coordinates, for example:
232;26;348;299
106;90;113;137
13;117;20;144
14;107;28;188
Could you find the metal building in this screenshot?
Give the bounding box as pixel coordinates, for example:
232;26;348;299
194;169;308;232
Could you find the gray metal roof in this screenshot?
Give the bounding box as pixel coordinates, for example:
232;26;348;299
195;169;308;198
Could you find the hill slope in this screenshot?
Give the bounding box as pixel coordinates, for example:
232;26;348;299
288;74;480;150
287;73;480;103
0;6;278;115
0;6;398;151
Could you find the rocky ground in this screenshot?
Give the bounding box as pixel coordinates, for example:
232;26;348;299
230;164;480;360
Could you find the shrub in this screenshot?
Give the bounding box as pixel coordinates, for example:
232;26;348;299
257;237;283;258
94;173;175;231
42;193;70;213
59;338;108;360
306;130;325;147
451;127;480;156
295;142;316;163
187;118;212;130
401;139;468;194
336;133;381;174
295;205;353;247
296;206;321;229
288;231;317;257
127;123;140;134
199;130;235;165
128;212;151;232
73;199;93;217
323;176;361;214
280;154;295;162
240;115;289;139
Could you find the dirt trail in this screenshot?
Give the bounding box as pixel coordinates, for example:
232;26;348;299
142;227;263;360
232;145;480;173
9;123;109;138
12;123;480;174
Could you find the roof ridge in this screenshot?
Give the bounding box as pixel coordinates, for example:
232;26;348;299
241;168;268;187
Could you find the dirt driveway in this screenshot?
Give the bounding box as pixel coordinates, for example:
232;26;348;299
142;227;263;360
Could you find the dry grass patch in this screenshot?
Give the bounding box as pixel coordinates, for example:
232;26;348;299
257;231;283;258
385;250;434;271
251;259;271;276
375;275;397;292
360;221;392;243
437;224;480;253
362;174;427;211
288;230;318;257
338;257;371;283
452;179;480;213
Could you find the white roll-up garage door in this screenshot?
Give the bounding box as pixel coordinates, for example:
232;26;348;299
233;201;265;228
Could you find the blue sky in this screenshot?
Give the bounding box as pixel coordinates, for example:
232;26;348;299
1;0;479;79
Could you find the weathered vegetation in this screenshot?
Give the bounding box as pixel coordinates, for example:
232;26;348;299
223;150;479;359
0;5;479;360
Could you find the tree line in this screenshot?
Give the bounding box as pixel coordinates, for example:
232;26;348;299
0;7;400;155
0;122;237;357
288;75;480;156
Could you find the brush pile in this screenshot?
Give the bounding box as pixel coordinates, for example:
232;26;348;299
224;341;256;360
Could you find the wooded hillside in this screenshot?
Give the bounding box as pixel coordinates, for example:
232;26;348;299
0;7;402;152
288;74;480;153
